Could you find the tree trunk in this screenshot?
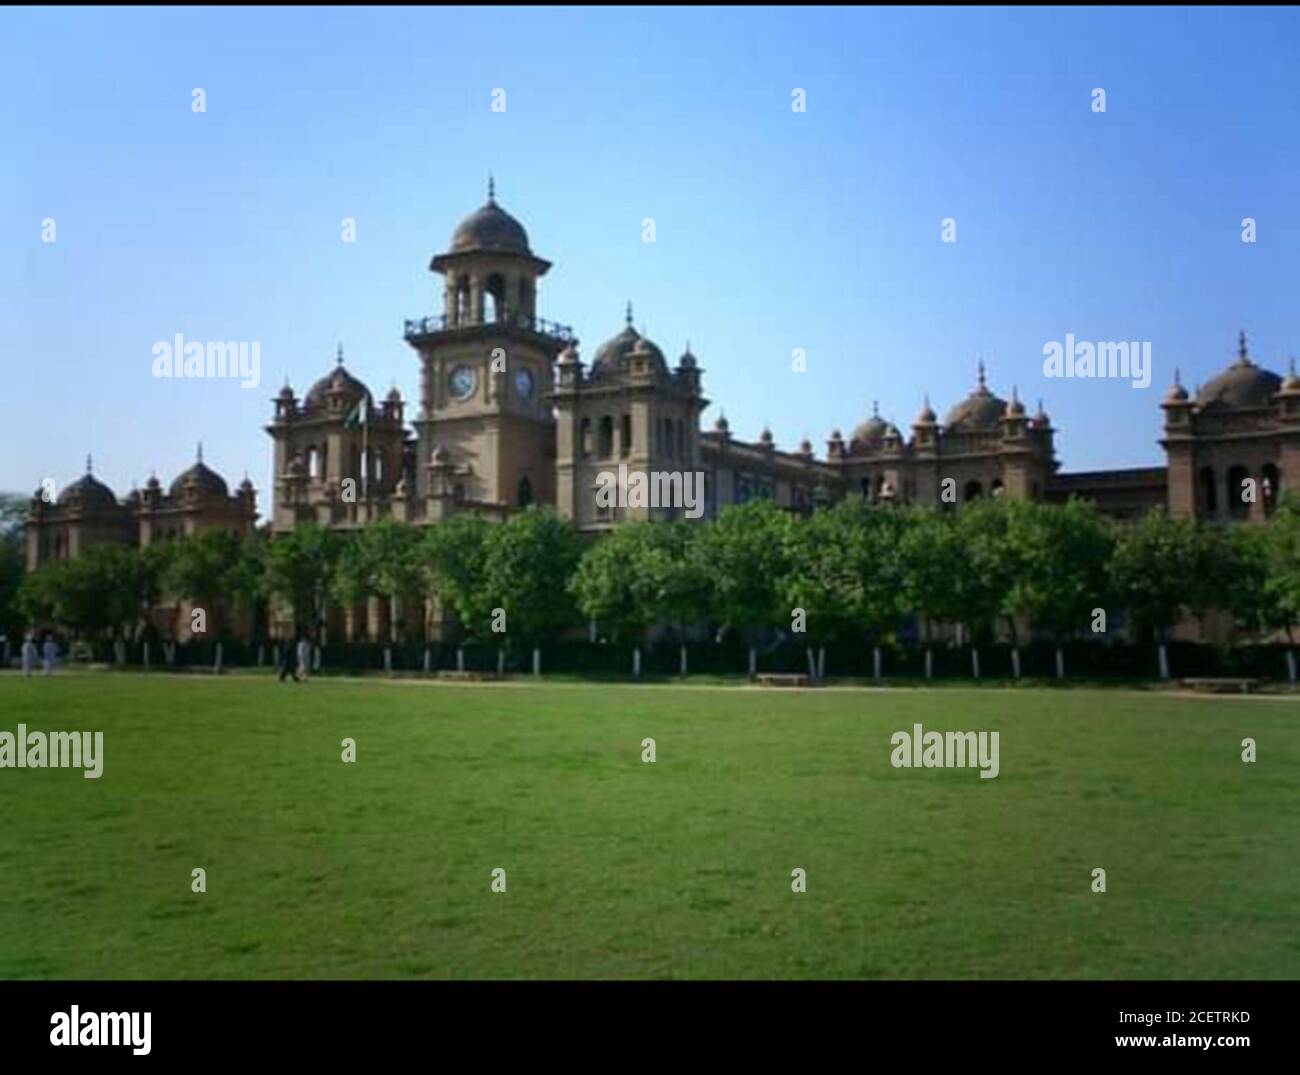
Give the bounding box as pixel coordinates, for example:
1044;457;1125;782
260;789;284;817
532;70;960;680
633;646;641;678
497;647;505;677
1010;647;1020;679
1055;646;1065;680
679;644;688;678
924;648;933;680
806;646;816;679
873;645;882;680
818;646;826;680
532;647;541;677
748;646;757;678
1157;642;1170;680
970;646;980;680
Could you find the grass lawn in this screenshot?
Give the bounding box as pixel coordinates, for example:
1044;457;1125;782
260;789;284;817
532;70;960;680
0;673;1296;979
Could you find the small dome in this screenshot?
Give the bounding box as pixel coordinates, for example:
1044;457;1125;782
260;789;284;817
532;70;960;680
170;461;229;498
386;385;402;403
1198;333;1281;408
798;437;813;455
759;426;774;446
946;364;1007;432
448;186;531;256
678;345;698;369
714;413;729;433
1033;400;1051;427
915;398;937;424
851;400;887;444
278;382;294;400
304;355;372;413
1281;360;1300;394
58;472;118;510
1005;392;1026;418
1165;376;1189;403
589;310;669;379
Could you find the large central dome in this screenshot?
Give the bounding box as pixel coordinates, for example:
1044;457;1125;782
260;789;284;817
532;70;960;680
1198;334;1281;409
448;180;531;256
945;363;1007;431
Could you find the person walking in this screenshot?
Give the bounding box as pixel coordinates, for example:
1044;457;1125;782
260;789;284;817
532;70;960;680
277;636;300;683
21;633;37;676
41;633;58;675
296;632;312;682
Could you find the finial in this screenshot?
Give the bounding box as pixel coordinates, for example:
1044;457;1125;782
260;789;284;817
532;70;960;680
625;301;633;326
86;453;93;475
977;358;987;388
336;342;344;366
196;441;203;464
1012;384;1019;402
487;173;496;203
1291;357;1297;376
872;399;879;418
1174;366;1182;385
1238;329;1248;362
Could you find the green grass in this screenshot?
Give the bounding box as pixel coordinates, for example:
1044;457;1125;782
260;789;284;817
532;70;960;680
1;673;1297;979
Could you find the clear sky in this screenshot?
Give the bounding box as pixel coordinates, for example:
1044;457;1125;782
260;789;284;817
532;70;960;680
3;6;1299;506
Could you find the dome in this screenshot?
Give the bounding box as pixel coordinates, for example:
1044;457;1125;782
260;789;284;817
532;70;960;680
57;466;118;510
945;365;1006;431
1165;375;1189;403
304;353;372;413
448;184;531;256
170;453;229;498
589;309;669;379
851;401;887;444
1281;360;1300;394
1005;392;1026;418
915;397;937;425
714;413;730;433
678;345;698;369
1198;335;1280;408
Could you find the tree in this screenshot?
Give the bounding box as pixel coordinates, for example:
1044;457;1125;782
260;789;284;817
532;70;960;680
0;493;28;643
165;530;259;637
481;507;583;660
1003;498;1115;675
263;525;342;641
695;499;798;675
417;514;493;643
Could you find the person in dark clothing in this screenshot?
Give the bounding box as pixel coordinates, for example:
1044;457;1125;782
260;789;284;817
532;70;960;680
277;635;300;682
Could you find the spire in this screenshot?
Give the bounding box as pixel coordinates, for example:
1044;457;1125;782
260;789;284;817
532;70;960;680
196;441;203;464
977;358;987;389
85;453;93;475
872;399;879;418
336;342;344;366
625;300;634;326
487;173;496;203
1238;329;1249;364
1174;366;1182;385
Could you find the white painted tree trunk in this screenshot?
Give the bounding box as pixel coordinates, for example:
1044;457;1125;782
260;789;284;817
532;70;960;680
1287;649;1296;684
633;647;641;678
679;644;688;678
806;647;817;678
748;647;757;678
313;645;321;671
533;647;541;677
143;642;151;669
257;644;265;667
423;647;431;673
873;646;881;680
214;641;223;674
1011;647;1021;679
457;646;465;672
818;647;826;680
924;649;933;680
1055;646;1065;680
383;646;392;672
1157;643;1169;680
970;647;980;680
497;648;505;676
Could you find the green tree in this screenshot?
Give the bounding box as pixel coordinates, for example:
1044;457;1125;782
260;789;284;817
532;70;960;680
263;525;342;641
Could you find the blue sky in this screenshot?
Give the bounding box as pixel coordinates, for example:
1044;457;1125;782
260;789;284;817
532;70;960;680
3;5;1299;503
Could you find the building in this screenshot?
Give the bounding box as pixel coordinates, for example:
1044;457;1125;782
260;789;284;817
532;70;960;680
26;186;1300;640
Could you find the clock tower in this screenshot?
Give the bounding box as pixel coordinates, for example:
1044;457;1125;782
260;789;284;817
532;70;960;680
404;179;574;520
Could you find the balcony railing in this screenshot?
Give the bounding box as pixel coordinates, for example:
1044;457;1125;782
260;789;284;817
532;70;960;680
404;312;575;342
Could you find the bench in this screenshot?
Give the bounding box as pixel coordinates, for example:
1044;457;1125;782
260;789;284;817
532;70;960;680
755;673;816;688
1179;677;1263;694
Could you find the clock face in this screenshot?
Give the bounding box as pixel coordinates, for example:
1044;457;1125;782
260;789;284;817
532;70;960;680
514;367;535;401
448;365;476;400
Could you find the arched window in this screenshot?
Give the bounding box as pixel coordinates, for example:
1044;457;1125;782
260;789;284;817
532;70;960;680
308;446;321;480
598;416;614;458
485;273;507;322
517;475;533;508
1199;466;1217;515
1227;465;1250;519
374;449;385;484
621;415;632;457
453;483;466;505
580;418;592;458
454;277;470;324
964;480;983;502
1262;463;1280;517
